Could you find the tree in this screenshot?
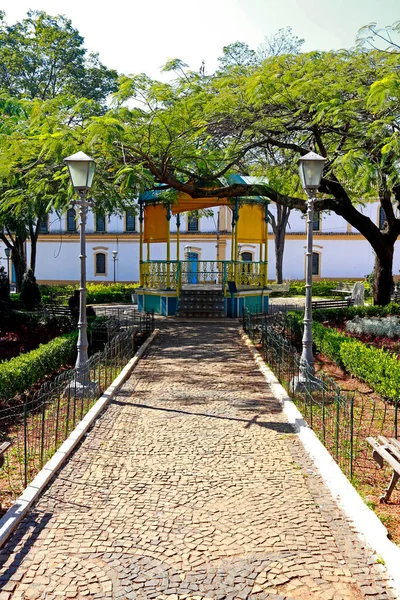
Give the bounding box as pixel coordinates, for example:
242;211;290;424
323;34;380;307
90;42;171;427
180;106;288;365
0;10;118;103
257;26;305;59
20;268;41;308
0;11;121;288
92;44;400;305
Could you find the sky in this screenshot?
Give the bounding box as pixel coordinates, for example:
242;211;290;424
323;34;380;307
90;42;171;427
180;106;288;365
1;0;399;78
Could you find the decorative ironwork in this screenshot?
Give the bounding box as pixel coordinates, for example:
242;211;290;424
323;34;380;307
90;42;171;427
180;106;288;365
141;260;266;292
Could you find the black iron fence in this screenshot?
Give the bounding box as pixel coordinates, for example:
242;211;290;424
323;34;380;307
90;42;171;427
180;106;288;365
243;309;399;486
0;311;155;511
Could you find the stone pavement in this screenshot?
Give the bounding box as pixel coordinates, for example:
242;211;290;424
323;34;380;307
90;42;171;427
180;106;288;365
0;321;397;600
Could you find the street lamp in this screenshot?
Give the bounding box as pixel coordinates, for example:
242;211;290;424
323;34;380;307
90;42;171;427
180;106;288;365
4;247;11;283
298;151;325;378
64;151;96;388
112;250;118;283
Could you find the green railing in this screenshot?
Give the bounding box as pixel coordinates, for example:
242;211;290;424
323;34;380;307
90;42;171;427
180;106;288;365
243;309;399;483
0;312;155;508
141;260;267;293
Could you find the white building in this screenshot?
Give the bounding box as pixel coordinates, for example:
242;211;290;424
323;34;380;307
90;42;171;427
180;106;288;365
4;202;397;285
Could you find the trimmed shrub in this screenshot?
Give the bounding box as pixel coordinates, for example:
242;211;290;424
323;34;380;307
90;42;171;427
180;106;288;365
312;322;349;366
0;331;77;401
288;307;400;400
340;340;400;401
86;283;139;304
20;269;41;308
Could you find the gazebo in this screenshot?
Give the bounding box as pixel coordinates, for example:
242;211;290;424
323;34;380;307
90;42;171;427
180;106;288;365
136;176;270;317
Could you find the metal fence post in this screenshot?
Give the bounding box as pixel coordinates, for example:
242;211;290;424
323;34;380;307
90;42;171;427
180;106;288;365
350;394;354;480
23;401;28;488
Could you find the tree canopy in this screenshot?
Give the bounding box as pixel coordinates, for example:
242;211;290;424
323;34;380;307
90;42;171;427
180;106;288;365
82;35;400;303
0;10;118;103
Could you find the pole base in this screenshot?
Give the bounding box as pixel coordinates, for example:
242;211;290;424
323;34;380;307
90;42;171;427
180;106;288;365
64;379;101;399
291;372;323;394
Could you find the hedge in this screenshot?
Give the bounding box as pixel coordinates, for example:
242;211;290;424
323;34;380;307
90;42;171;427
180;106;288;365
86;283;139;304
0;332;77;401
288;305;400;401
38;283;140;305
340;340;400;401
311;302;400;324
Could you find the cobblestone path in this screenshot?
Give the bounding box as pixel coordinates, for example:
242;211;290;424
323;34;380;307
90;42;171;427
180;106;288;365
0;322;397;600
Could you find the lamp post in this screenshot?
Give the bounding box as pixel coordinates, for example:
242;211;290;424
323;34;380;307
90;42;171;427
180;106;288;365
4;247;11;283
112;250;118;283
298;151;326;378
64;151;96;387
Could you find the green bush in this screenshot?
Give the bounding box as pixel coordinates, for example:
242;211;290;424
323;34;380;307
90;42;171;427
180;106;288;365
37;283;139;305
86;283;139;304
340;340;400;401
0;331;77;401
288;306;400;400
311;303;400;325
312;322;349;366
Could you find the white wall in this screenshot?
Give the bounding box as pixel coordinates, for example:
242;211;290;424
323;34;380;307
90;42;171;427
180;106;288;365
7;201;400;284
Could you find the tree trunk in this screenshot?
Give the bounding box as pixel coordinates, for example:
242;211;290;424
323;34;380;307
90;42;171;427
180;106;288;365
29;220;40;275
0;233;27;292
12;239;27;292
268;205;291;284
374;248;394;306
275;230;285;284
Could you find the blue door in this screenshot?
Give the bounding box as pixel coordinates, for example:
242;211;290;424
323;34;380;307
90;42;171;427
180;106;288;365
187;252;199;283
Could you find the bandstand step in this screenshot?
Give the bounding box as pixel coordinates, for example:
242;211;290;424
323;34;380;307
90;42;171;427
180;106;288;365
176;288;225;319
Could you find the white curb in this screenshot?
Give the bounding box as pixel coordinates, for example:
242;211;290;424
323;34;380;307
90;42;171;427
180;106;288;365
242;332;400;596
0;328;160;549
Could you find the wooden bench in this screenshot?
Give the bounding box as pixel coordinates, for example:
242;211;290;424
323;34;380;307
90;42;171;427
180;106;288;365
311;298;354;310
0;441;11;469
367;436;400;503
43;304;72;319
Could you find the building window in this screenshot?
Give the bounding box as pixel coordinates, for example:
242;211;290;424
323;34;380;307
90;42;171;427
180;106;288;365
67;208;76;232
312;252;320;276
312;212;321;231
241;251;253;262
125;210;136;232
379;206;386;230
95;252;106;275
95;213;106;232
188;211;199;232
39;216;48;233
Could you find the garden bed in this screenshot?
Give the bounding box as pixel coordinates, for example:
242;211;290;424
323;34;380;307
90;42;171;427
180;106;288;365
314;352;400;544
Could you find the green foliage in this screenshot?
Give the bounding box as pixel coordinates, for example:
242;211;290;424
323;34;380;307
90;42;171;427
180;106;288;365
346;316;400;338
20;269;41;308
312;303;400;324
289;304;400;400
340;340;400;401
0;10;118;102
0;331;77;401
312;322;349;366
288;280;343;297
86;283;139;304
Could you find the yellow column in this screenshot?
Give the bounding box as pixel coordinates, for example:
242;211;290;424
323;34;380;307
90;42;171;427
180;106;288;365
263;217;268;287
147;242;150;260
234;202;240;284
139;202;144;286
176;213;180;261
166;203;171;288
